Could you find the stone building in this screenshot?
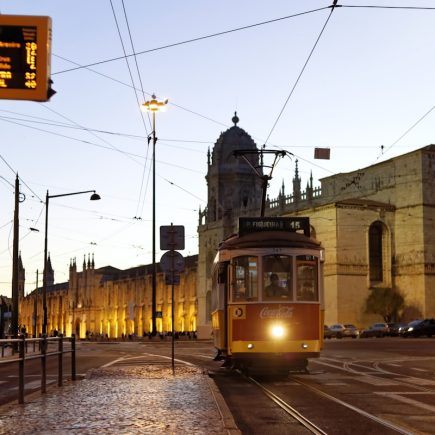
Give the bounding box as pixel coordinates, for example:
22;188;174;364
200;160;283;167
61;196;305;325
19;112;435;336
20;254;198;339
197;116;435;331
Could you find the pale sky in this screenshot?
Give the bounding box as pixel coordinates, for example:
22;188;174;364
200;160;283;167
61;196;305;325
1;1;434;297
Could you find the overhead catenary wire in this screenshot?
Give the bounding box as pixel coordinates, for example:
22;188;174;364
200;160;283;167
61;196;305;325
377;105;435;160
108;0;152;219
109;0;150;136
264;3;338;146
53;6;330;75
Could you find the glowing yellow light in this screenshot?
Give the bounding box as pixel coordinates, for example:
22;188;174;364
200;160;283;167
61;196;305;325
142;95;168;112
271;325;285;338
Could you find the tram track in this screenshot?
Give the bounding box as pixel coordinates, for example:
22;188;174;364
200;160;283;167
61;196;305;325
245;370;415;435
286;375;413;435
247;375;327;435
316;357;435;394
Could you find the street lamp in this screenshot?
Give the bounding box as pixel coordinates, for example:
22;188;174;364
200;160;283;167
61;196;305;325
42;189;100;335
142;94;168;335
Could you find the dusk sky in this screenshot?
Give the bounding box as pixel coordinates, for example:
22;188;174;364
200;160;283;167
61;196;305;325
1;1;434;297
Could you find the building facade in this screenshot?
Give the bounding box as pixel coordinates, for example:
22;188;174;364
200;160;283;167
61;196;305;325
20;255;198;339
19;113;435;335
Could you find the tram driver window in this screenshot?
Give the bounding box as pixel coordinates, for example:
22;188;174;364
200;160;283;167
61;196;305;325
231;256;258;302
296;255;318;301
263;255;292;301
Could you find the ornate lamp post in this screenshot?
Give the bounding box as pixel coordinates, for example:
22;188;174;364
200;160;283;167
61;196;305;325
43;189;100;335
142;94;168;335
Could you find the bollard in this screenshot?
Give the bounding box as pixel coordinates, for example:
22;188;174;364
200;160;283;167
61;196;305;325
41;335;47;394
18;335;25;404
71;334;76;381
58;334;63;386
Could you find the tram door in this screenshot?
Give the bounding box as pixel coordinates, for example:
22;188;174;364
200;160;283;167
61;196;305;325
211;261;229;351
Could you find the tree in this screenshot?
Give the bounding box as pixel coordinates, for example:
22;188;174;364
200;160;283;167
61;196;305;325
365;288;405;323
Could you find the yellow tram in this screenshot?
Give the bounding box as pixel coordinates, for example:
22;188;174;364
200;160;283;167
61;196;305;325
211;217;324;375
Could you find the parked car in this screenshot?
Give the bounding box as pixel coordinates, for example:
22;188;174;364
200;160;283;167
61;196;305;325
324;325;334;339
360;323;389;338
328;323;359;339
387;322;408;336
400;319;435;337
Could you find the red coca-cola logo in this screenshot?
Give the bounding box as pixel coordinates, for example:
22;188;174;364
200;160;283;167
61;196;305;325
260;306;294;319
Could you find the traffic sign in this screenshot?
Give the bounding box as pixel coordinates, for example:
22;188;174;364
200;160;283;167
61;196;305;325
160;225;185;250
160;250;185;273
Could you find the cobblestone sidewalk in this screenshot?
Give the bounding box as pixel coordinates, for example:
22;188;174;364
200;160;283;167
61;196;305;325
0;365;238;434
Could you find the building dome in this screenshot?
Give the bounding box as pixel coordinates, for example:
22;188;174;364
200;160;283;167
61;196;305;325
211;112;258;174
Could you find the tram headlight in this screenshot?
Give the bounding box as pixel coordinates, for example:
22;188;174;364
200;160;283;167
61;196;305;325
301;343;308;349
247;343;254;349
270;324;285;339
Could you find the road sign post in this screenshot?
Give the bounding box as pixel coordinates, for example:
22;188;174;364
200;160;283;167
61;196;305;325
159;223;185;374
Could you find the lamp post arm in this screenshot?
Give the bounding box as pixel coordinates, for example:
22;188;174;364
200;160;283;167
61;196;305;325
42;188;100;335
47;190;97;200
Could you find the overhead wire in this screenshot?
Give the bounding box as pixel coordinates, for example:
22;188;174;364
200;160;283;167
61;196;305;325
108;0;152;219
264;2;338;146
339;4;435;11
53;53;229;129
53;6;331;75
377;105;435;160
109;0;150;136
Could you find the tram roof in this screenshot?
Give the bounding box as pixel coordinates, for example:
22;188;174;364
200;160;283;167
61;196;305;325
219;230;321;251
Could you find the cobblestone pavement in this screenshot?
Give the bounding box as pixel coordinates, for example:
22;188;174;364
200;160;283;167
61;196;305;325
0;365;240;435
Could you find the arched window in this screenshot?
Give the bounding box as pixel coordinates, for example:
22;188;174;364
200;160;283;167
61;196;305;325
369;221;384;283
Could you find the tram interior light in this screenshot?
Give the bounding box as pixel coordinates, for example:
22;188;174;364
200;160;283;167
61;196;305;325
271;324;285;338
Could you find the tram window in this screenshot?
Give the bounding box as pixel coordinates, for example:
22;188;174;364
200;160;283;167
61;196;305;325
296;255;318;301
263;255;292;301
231;256;258;302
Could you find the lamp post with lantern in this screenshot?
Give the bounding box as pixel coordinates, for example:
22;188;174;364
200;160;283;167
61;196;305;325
42;189;101;336
142;94;168;335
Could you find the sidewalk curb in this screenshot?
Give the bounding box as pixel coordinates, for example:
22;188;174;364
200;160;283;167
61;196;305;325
207;374;241;435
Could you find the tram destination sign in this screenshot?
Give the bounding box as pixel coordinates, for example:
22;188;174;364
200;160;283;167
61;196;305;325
0;15;52;101
239;217;310;237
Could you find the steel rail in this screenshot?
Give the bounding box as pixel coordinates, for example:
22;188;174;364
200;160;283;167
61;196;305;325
289;376;413;435
317;357;435;394
248;376;327;435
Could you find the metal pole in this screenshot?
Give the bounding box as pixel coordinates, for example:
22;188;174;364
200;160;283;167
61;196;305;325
171;252;175;375
260;176;269;217
18;334;25;404
43;190;49;336
41;334;47;393
71;334;76;381
34;270;38;339
58;334;63;386
152;111;157;335
11;175;19;339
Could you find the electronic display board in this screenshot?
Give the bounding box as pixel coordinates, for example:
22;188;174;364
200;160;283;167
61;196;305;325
0;15;52;101
239;217;311;237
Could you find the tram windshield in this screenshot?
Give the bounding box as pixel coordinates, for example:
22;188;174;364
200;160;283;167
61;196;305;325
296;255;318;301
263;255;292;301
231;256;258;302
